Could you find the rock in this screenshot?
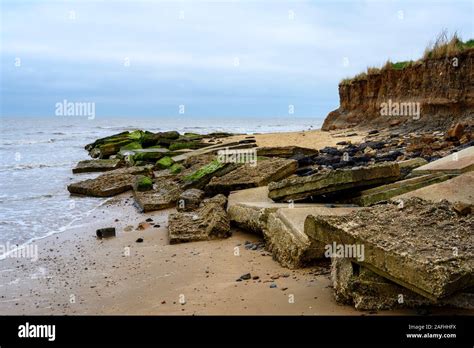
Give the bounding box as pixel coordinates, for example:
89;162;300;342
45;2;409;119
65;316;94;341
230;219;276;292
136;238;144;243
72;159;122;174
156;156;174;169
134;179;182;212
177;189;205;212
268;162;400;202
270;284;277;288
96;227;116;238
133;175;153;192
181;159;235;190
168;194;230;244
68;166;153;197
453;202;472;216
145;218;153;222
137;222;151;230
141;131;180;147
206;158;298;195
446;123;465;141
169;163;183;174
240;273;251;280
256;146;318;158
131;148;170;163
368;130;379;135
305;198;474;300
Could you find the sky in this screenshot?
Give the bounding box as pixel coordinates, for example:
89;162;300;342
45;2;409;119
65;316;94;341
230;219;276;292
1;0;473;118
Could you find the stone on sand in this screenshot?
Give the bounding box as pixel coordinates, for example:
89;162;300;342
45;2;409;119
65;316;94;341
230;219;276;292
168;194;230;244
72;159;122;174
67;166;152;197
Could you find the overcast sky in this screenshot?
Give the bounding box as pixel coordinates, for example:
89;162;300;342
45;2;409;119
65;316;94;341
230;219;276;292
1;0;473;118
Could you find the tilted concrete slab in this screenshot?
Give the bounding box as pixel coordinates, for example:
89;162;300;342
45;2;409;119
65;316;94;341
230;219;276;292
412;146;474;175
268;162;400;202
305;198;474;301
332;258;474;311
348;173;453;206
264;206;359;269
395;172;474;205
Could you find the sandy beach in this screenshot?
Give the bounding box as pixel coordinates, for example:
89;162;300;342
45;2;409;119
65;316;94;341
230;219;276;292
1;129;470;316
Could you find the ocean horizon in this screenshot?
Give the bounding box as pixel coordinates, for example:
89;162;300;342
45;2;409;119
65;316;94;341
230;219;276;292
0;115;323;252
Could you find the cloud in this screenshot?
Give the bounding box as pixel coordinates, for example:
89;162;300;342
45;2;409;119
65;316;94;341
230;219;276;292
1;0;473;117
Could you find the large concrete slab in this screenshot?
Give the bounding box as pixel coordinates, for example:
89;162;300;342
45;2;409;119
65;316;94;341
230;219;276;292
264;206;359;269
395;172;474;205
412;146;474;175
305;198;474;301
348;173;453;206
331;258;474;311
268;162;400;202
68;166;152;197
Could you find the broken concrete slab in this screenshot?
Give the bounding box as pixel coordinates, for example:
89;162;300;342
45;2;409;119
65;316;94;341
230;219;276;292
268;162;400;202
227;186;306;234
331;258;474;311
348;173;453;206
412;146;474;175
168;194;230;244
305;198;474;300
206;157;297;195
133;179;182;212
67;166;152;197
256;146;318;158
72;159;122;174
395;171;474;205
264;206;359;269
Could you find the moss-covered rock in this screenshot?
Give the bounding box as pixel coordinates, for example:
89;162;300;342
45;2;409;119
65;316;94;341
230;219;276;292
120;142;142;151
134;176;153;192
183;160;225;183
170;163;184;174
169;141;202;151
156;156;174;169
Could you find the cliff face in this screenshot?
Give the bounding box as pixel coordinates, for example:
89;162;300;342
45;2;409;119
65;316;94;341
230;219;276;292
322;48;474;131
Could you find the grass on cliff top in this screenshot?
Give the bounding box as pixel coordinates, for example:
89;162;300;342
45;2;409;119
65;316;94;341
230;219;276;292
340;30;473;85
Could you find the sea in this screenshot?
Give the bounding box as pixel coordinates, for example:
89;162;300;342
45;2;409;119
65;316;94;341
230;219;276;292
0;116;322;255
